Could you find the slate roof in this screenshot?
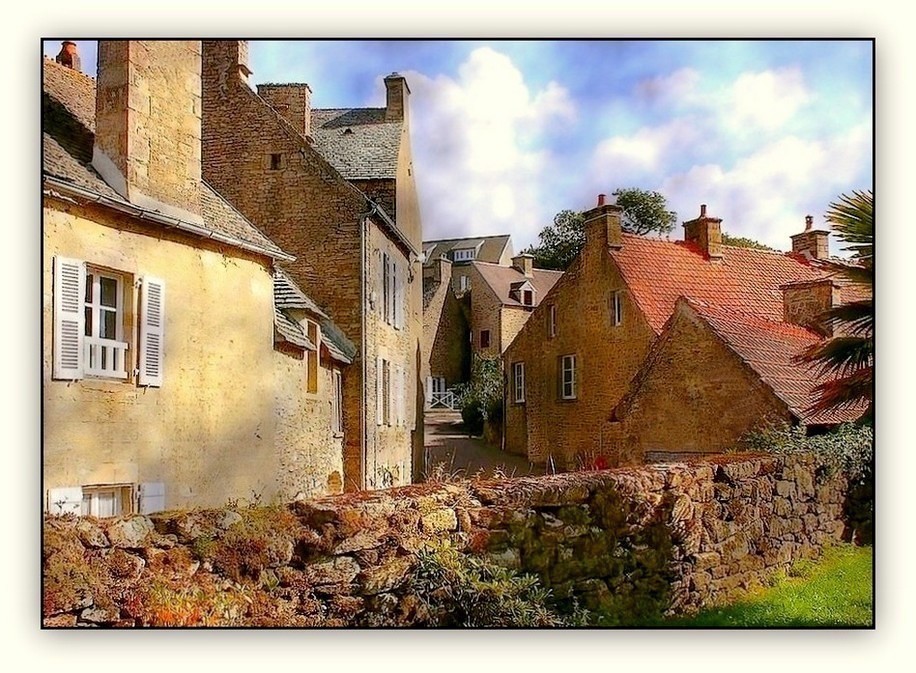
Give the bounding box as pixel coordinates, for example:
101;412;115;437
42;58;287;260
683;299;868;425
422;234;513;265
310;108;402;180
274;270;356;365
472;261;563;308
609;235;835;334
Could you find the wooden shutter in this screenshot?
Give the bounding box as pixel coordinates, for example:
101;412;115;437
139;277;165;386
376;356;384;426
47;486;82;516
138;482;166;514
425;376;433;406
382;253;390;323
52;256;85;380
394;262;403;330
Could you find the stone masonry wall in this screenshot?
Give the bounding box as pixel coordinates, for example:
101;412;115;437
43;454;851;627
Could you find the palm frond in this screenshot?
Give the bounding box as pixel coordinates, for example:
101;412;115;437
819;300;873;336
797;336;873;378
805;367;873;416
825;190;873;264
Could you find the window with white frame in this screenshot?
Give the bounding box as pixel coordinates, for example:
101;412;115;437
82;484;134;518
548;304;557;338
513;362;526;403
453;248;475;262
47;482;165;517
52;256;165;386
611;290;623;326
332;369;343;435
559;354;578;400
522;289;534;306
458;275;470;293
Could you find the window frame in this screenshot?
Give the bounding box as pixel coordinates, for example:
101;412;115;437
559;354;578;400
81;483;134;518
83;265;130;380
480;329;491;349
522;289;534;306
331;369;343;436
547;304;557;338
306;320;319;394
513;361;526;404
611;290;623;326
458;274;470;293
453;248;475;262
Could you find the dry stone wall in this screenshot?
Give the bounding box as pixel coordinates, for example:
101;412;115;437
43;454;850;627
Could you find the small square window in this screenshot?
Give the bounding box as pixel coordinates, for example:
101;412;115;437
269;153;283;170
480;330;491;349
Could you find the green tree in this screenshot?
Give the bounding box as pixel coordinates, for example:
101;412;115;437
523;188;677;270
797;190;873;423
721;232;775;251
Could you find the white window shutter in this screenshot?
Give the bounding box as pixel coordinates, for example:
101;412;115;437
425;376;433;405
394;263;403;330
52;256;85;380
47;486;82;516
395;365;402;426
139;277;165;387
138;482;166;514
376;356;384;426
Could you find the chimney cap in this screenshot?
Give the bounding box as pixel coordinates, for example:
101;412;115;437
597;193;607;207
700;204;707;217
805;215;814;230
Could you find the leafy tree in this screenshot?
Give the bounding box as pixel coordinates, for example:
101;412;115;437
796;190;873;423
523;188;677;270
452;355;503;435
721;232;775;251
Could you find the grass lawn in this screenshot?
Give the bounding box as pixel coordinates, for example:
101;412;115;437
659;544;874;628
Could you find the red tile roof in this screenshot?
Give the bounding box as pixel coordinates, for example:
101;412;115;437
610;235;830;334
683;298;867;425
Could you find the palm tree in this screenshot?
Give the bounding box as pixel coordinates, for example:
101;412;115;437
799;190;873;423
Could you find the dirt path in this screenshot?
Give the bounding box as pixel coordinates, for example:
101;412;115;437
422;409;541;480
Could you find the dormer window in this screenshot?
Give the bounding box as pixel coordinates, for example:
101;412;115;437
523;289;533;306
453;248;475;263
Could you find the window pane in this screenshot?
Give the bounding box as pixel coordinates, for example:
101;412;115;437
100;276;118;307
85;274;94;302
97;491;118;517
102;308;117;339
84;306;93;336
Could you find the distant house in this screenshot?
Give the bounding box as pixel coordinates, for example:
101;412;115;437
43;41;354;515
504;196;869;469
422;256;470;402
200;41;424;490
422;234;513;296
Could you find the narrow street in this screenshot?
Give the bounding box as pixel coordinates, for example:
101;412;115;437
422;409;540;481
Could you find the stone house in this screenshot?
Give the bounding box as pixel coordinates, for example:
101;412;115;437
43;41;355;515
422;256;470;401
200;41;424;490
466;254;563;359
503;196;868;469
422;234;513;296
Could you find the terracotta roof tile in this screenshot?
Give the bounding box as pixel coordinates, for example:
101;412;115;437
472;261;562;308
610;235;832;334
42;58;287;260
684;299;867;425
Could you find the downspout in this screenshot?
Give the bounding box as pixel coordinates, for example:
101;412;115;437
359;201;377;491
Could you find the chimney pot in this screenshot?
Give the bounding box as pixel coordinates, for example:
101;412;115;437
683;204;723;260
597;193;606;207
700;204;707;217
805;215;814;230
55;40;81;71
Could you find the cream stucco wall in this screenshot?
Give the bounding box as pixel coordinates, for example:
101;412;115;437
44;199;344;510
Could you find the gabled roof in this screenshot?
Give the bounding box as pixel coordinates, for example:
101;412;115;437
422;234;513;265
609;234;835;334
310;108;401;180
472;261;562;308
273;270;356;365
683;298;867;425
42;57;289;261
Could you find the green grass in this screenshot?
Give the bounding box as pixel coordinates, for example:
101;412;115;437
660;544;874;627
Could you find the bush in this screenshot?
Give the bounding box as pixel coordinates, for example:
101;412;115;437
453;355;503;436
412;545;589;627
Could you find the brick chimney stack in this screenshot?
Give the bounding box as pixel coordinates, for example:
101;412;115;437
257;83;312;139
384;72;410;122
55;41;81;71
683;204;723;260
423;255;453;285
584;193;624;251
92;40;204;225
512;253;535;278
791;214;830;260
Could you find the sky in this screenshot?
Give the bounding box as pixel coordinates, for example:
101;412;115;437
43;39;873;255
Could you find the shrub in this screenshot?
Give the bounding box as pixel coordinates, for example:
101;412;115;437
412;545;589;627
453;355;503;436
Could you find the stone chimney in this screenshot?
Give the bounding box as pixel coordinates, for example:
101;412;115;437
584;193;624;251
791;215;830;260
55;41;81;71
202;40;253;90
384;72;410;122
92;40;203;225
512;253;534;278
782;278;839;336
683;204;723;260
257;83;312;139
423;255;452;285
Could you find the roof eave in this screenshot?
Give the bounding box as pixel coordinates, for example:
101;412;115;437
43;175;295;263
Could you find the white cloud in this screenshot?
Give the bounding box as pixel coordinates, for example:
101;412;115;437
591;118;703;179
397;47;576;245
726;66;812;132
635;67;701;106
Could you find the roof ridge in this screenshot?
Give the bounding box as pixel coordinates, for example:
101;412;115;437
423;234;511;244
43;56;96;83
